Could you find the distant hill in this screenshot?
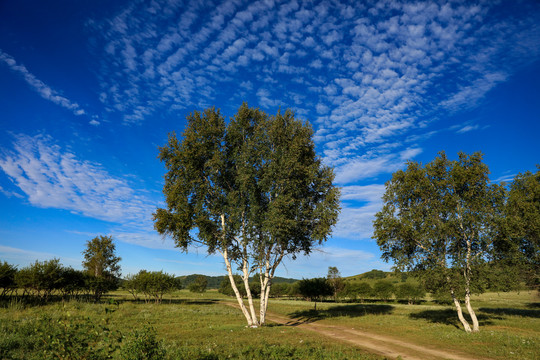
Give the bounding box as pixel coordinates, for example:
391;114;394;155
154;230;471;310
345;269;419;285
177;274;298;289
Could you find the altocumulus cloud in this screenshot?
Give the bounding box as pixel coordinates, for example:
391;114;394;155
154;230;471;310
0;134;155;226
89;0;540;185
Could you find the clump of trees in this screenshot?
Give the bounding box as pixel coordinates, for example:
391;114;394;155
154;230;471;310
188;275;208;293
1;235;122;303
154;104;340;327
373;152;539;333
297;277;333;310
124;270;179;303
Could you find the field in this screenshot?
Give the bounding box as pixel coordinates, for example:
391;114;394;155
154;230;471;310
0;289;538;359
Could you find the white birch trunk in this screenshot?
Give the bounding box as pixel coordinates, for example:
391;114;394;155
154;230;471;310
220;214;255;326
464;291;479;332
222;250;255;326
451;289;472;333
241;256;259;327
464;237;479;332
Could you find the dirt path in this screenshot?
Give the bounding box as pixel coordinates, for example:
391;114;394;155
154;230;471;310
222;302;487;360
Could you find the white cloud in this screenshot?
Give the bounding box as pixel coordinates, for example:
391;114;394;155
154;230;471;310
0;245;81;269
333;147;422;184
0;50;90;118
456;124;480;134
333;184;386;240
89;0;540;184
0;134;157;227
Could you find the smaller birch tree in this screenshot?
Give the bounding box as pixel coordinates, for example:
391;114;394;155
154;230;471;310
373;152;505;333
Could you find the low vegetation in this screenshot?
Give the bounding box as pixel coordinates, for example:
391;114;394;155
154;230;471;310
0;288;538;360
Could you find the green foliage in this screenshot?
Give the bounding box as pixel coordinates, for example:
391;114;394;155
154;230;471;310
0;261;17;297
340;282;373;302
395;283;425;304
82;235;121;301
124;270;178;303
189;275;208;293
373;280;395;301
14;259;64;300
154;104;340;325
269;282;291;297
361;269;387;280
297;278;333;308
120;326;166;360
219;275;246;297
502;167;540;287
373;152;507;331
58;267;87;298
327;266;345;301
0;315;122;359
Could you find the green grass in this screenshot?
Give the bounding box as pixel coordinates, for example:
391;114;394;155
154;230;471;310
1;289;538;359
0;290;381;360
267;290;540;360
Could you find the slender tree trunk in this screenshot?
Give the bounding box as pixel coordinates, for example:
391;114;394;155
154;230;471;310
451;288;472;333
464;238;480;332
220;214;255;326
222;248;255;327
241;255;259;327
464;291;479;332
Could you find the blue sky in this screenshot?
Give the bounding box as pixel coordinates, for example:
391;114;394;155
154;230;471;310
1;0;539;279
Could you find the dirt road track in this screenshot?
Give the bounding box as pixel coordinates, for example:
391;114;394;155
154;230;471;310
223;302;489;360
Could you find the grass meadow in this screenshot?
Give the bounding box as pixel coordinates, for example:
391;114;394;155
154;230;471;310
0;289;538;359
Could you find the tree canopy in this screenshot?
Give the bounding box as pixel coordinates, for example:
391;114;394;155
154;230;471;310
154;103;340;326
503;167;540;287
373;152;505;333
82;235;121;301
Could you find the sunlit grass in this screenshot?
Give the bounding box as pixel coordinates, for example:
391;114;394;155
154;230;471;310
266;290;540;360
0;291;381;360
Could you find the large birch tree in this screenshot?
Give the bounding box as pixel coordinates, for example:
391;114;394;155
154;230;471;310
154;104;340;327
373;152;504;333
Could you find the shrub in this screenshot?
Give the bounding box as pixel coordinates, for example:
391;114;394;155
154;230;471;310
120;325;166;360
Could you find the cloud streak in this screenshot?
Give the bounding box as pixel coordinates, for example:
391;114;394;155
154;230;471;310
0;50;96;122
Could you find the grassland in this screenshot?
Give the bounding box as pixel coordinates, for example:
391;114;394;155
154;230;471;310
1;289;538;359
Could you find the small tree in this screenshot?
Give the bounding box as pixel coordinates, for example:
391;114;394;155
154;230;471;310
297;277;333;310
219;275;246;297
269;282;291;297
395;283;425;305
355;282;373;303
188;275;208;293
58;267;87;299
327;266;345;302
14;259;63;300
82;235;121;301
373;152;506;332
0;261;17;297
373;280;394;302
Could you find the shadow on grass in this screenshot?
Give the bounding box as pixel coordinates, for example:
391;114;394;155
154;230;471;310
479;307;540;318
117;298;219;306
0;295;220;308
287;304;394;325
410;309;499;329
